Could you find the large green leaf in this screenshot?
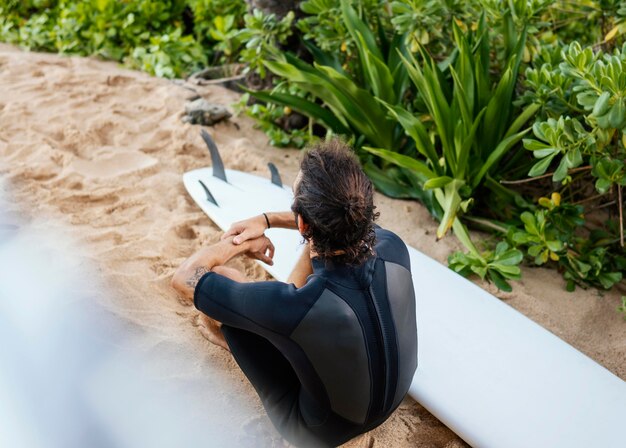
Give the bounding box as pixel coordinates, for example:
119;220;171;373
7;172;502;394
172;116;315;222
364;162;419;198
387;33;410;100
379;102;440;172
504;103;540;138
481;67;514;151
434;179;465;239
452;217;481;258
451;21;475;114
301;40;344;74
400;49;455;172
456;107;487;179
424;176;454;189
264;59;357;126
264;59;394;148
315;64;395;147
472;128;530;188
245;88;350;134
481;26;527;150
355;32;396;103
340;0;382;60
364;162;439;216
363;146;436;178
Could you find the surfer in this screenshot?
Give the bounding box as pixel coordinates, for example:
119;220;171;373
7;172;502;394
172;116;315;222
172;139;417;447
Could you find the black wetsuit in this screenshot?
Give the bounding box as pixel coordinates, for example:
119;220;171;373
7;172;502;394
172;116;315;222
194;227;418;447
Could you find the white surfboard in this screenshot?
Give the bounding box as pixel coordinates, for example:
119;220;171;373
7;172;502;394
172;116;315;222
183;131;626;448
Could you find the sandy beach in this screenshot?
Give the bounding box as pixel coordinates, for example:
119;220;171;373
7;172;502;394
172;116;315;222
1;43;624;447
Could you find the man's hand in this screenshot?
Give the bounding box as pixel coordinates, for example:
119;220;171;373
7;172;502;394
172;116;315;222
245;235;275;265
221;215;267;245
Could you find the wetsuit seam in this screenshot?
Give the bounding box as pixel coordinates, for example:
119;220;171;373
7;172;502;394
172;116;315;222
288;279;328;334
381;261;399;410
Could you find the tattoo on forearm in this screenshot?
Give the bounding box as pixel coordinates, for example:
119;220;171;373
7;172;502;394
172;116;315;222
186;266;210;288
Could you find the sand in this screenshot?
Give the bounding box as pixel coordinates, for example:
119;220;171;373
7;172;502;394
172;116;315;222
0;43;624;447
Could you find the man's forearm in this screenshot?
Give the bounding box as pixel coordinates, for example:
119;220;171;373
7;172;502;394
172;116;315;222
266;211;297;230
172;237;250;301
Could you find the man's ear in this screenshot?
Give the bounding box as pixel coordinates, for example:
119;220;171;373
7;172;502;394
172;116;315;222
297;213;309;235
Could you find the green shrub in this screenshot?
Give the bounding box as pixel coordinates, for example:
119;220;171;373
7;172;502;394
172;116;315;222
0;0;252;78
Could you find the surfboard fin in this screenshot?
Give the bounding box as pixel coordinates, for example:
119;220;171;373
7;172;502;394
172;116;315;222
268;162;282;188
198;180;218;206
200;130;227;183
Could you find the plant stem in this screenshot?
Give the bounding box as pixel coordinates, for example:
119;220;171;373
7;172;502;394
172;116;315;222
500;165;592;185
464;216;510;234
572;192;608;205
619;184;624;248
587;200;616;212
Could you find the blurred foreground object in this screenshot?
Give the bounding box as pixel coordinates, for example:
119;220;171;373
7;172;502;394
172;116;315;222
0;185;261;448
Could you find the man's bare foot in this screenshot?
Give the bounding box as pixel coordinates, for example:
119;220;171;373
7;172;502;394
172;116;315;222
196;313;230;351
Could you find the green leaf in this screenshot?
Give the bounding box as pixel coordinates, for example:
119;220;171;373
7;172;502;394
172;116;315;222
340;0;382;60
482;68;513;148
316;64;395;147
379;102;440;171
473;128;529;188
471;265;488;279
264;59;394;148
424;176;453;189
553;157;569;182
523;139;552;151
533;147;559;158
496;249;524;266
592;91;612;117
364;162;416;198
521;211;538;234
457;107;487;180
452;218;482;259
598;272;622;289
435;179;465;239
400;50;455;171
609;99;626;129
546;240;564;252
245;88;350;134
363;146;436;178
504;103;541;138
489;270;513;292
595;178;612;193
528;153;557;177
528;244;543;257
354;32;396;104
492;263;521;276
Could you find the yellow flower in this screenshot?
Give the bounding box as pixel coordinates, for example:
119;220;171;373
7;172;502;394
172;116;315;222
283;106;292;115
551;192;561;206
340;41;347;52
454;18;467;32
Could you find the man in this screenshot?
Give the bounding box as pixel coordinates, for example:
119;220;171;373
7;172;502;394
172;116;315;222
172;139;417;447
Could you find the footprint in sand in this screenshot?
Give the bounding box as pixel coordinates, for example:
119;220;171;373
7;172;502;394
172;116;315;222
70;151;158;179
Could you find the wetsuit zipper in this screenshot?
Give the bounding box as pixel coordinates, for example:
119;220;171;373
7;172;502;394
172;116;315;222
366;288;390;416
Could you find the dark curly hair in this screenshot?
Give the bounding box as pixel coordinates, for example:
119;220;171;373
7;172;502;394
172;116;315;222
291;139;379;265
